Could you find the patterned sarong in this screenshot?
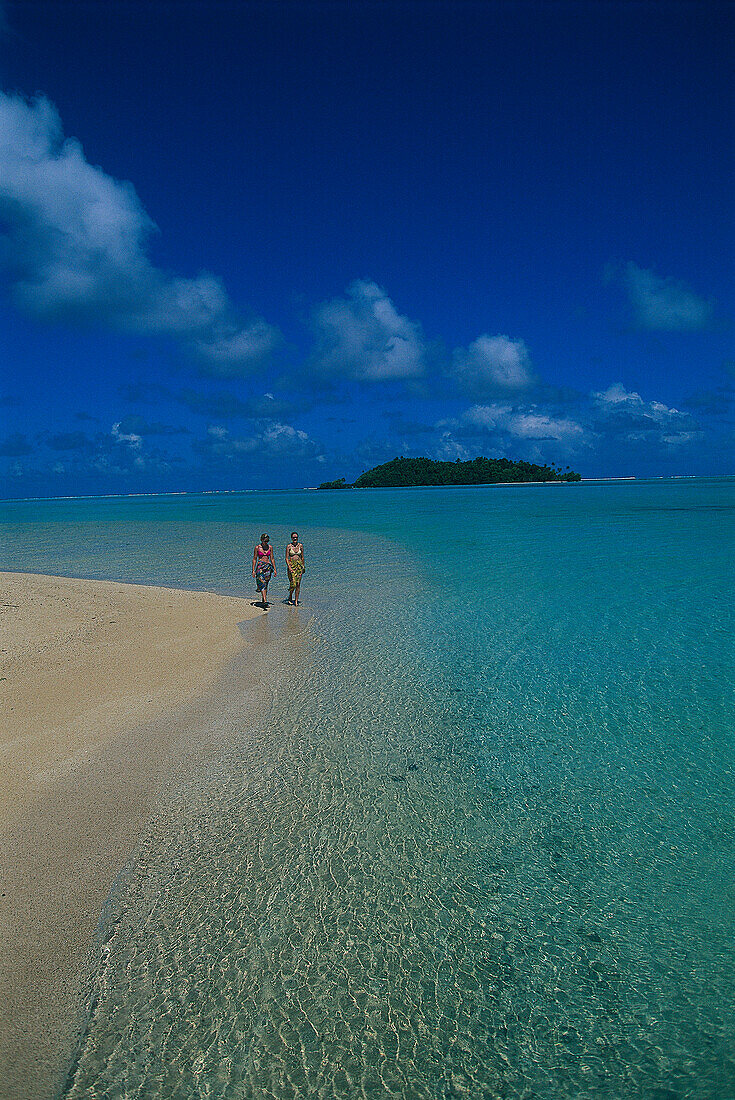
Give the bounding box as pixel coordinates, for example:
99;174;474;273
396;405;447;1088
255;560;273;591
288;557;304;585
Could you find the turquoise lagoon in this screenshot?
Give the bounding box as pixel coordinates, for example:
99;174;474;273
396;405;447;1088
2;479;734;1098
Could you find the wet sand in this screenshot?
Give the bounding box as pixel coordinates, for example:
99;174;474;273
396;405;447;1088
0;572;264;1100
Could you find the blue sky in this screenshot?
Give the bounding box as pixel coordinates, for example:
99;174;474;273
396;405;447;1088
1;0;732;497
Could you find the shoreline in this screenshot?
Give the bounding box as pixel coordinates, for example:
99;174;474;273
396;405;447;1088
0;572;265;1100
3;474;734;505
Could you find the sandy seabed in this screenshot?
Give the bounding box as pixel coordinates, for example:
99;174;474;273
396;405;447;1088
0;572;264;1100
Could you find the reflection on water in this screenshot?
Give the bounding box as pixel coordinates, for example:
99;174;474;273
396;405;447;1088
2;482;733;1097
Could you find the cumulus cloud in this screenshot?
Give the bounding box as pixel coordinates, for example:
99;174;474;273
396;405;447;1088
194;421;324;463
310;281;427;381
436;382;699;469
435;380;701;465
0;423;188;489
111;421;142;447
618;263;714;331
433;432;472;461
0;92;279;371
192;321;281;375
508;411;585;442
451;335;535;396
459;404;507;430
262;422;318;455
109;421;145;466
593;382;681;420
463;403;584;443
592;383;700;445
420;398;590;470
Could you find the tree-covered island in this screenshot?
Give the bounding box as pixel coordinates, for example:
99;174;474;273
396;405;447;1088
318;456;581;489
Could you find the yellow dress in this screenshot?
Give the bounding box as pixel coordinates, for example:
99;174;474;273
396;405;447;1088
288;552;304;584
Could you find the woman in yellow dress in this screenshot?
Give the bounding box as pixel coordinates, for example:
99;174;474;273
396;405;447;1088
285;531;305;605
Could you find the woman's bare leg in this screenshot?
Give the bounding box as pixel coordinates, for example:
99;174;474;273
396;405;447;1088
294;580;301;605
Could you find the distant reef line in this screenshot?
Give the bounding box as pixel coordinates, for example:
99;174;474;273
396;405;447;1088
318;456;582;489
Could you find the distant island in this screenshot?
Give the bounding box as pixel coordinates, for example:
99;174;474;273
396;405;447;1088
318;456;581;489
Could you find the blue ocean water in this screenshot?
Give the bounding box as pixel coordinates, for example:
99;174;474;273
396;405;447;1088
2;479;734;1098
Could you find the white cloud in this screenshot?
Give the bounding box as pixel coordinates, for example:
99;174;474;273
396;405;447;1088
262;422;311;452
111;422;142;448
192;320;281;375
593;382;683;422
463;403;584;442
621;263;713;331
0;92;279;371
594;382;639;407
434;432;471;461
462;403;510;430
194;421;323;462
310;280;426;381
111;421;144;466
451;335;535;395
457;383;701;459
593;383;700;446
506;411;584;442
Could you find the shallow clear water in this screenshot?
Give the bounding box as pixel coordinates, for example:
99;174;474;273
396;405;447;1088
2;480;734;1098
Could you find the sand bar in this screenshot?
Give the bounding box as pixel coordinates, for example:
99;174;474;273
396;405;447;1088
0;572;263;1100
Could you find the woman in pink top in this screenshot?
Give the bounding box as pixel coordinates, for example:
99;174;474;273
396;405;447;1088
252;532;276;609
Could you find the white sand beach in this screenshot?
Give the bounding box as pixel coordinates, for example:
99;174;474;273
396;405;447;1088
0;572;264;1100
